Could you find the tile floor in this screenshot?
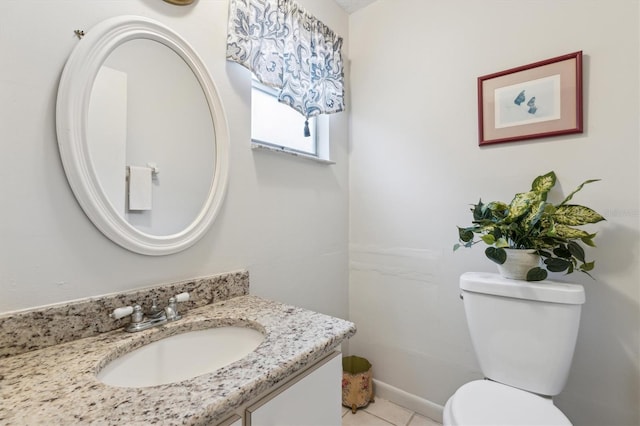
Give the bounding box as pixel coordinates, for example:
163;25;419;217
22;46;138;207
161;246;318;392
341;398;442;426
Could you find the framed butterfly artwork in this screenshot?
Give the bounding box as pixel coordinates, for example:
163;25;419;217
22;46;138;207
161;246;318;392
477;51;583;146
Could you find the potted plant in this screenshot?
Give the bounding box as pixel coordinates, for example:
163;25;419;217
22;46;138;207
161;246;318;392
454;171;605;281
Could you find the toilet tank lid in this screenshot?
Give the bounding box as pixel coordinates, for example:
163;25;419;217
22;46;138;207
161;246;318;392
460;272;585;305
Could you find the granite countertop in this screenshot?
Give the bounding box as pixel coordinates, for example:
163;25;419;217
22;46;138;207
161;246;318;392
0;295;356;425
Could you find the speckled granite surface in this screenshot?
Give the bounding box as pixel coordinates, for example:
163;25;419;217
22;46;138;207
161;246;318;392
0;271;249;358
0;295;356;425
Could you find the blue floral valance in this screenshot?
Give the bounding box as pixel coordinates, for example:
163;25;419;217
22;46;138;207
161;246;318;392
226;0;345;125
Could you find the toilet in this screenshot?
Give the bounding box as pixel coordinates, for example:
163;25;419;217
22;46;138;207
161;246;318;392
444;272;585;425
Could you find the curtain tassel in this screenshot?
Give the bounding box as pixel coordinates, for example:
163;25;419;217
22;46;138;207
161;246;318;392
304;119;311;137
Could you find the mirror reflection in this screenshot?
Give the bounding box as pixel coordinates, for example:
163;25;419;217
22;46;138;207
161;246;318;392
88;38;215;236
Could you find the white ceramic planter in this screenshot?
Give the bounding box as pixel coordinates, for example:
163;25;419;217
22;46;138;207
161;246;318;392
496;249;541;280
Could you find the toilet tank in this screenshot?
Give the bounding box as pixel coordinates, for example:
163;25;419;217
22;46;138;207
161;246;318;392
460;272;585;396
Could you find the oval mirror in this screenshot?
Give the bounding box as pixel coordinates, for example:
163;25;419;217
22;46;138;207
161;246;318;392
56;16;229;255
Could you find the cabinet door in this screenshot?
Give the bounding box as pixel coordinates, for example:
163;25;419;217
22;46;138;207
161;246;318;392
246;352;342;426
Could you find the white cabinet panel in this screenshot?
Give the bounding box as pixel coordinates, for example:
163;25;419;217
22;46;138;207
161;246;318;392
247;352;342;426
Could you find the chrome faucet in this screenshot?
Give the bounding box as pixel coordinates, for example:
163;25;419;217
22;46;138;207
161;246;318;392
110;292;190;332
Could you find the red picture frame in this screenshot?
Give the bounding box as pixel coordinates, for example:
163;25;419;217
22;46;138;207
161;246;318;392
478;51;583;146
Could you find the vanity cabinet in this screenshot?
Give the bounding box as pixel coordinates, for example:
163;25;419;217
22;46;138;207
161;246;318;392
218;351;342;426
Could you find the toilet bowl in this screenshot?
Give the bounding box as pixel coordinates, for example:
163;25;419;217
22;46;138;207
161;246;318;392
443;272;585;426
443;380;571;426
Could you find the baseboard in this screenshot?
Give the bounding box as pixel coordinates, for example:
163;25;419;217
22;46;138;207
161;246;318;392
373;379;444;423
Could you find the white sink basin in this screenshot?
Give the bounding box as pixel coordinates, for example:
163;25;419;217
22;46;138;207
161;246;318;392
97;326;264;388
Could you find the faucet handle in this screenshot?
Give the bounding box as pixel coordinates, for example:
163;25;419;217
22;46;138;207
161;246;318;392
174;292;190;302
110;304;143;323
110;306;134;320
165;292;190;321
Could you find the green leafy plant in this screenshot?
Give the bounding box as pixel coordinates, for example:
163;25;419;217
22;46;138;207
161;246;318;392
454;171;605;281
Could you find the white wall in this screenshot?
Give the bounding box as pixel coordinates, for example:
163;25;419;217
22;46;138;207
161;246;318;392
348;1;639;425
0;0;350;322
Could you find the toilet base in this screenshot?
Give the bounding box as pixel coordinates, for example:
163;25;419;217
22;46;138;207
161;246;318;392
442;380;571;426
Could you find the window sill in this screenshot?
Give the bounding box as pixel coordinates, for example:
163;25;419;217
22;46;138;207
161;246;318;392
251;142;335;165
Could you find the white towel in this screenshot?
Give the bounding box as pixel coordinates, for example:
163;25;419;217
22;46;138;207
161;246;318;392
128;166;152;211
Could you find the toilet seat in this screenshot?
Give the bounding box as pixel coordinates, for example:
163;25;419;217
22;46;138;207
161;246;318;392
444;380;572;425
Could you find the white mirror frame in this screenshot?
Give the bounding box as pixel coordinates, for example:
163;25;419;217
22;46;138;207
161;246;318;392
56;16;229;255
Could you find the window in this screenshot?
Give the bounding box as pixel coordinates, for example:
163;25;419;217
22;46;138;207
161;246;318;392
251;77;331;163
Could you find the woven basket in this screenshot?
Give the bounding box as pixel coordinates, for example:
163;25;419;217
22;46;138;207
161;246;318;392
342;355;374;413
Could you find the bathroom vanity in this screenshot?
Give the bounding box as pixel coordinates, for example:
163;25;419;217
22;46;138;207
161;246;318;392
0;15;356;423
0;271;356;425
